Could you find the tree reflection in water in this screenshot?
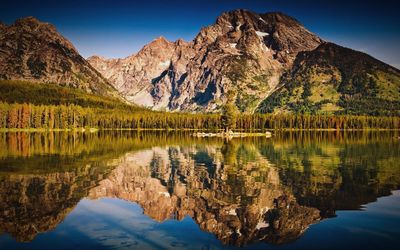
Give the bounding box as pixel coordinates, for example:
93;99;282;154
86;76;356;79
0;131;399;246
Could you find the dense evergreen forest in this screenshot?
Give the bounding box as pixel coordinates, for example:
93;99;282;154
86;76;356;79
0;80;399;130
0;101;398;130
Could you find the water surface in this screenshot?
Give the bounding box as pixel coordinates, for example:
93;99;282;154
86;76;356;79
0;131;399;249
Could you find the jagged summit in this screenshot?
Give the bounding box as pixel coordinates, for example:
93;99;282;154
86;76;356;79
216;9;301;27
87;55;107;61
14;16;42;26
152;36;169;43
90;9;323;112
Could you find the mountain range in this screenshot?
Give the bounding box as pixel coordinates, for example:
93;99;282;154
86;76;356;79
1;10;399;115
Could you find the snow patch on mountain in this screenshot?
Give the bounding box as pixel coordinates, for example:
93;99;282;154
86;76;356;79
256;31;269;37
159;60;171;67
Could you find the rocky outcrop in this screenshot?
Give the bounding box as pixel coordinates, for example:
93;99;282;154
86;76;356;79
89;10;322;112
0;17;117;96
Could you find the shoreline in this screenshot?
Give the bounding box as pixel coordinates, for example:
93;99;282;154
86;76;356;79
0;128;399;132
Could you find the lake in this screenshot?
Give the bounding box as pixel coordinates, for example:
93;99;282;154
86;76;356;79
0;131;399;249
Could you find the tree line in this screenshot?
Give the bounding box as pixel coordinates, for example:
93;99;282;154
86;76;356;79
0;102;398;130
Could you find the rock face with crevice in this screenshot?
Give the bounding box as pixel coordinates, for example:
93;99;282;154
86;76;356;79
0;17;117;96
89;10;322;112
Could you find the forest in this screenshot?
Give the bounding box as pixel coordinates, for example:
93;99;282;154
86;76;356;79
0;101;398;130
0;80;399;131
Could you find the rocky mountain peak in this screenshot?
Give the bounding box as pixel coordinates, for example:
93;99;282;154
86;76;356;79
14;16;61;37
216;9;257;26
260;12;303;27
152;36;169;43
89;9;325;112
87;55;107;61
174;38;188;46
195;9;322;65
0;17;117;96
14;16;42;27
137;36;175;57
7;16;78;55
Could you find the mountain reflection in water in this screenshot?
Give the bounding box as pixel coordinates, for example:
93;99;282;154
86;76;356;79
0;131;399;248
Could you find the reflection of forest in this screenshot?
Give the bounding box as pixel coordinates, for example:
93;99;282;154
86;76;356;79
0;131;399;245
265;132;400;217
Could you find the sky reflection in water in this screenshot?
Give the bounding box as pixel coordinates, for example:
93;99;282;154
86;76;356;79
0;131;399;249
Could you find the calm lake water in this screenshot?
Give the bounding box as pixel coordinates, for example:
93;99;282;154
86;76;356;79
0;131;399;250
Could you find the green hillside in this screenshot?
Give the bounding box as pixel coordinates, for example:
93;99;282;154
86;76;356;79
0;80;140;111
257;42;400;116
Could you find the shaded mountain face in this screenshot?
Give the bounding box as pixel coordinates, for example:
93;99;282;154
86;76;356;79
0;17;117;96
88;10;322;112
257;42;400;115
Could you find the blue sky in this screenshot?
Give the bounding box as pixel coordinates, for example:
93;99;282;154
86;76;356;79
1;0;400;68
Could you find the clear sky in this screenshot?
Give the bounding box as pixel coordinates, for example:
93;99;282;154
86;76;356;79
1;0;400;68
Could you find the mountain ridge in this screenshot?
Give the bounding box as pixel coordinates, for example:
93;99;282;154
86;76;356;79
88;9;323;112
257;42;400;115
1;11;399;115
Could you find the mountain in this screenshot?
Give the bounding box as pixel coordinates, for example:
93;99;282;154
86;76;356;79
0;17;117;97
88;37;188;107
89;10;323;112
2;12;398;115
257;42;400;115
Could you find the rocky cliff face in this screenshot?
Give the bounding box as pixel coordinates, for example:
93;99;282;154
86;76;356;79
88;37;190;107
0;17;117;96
89;10;322;112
